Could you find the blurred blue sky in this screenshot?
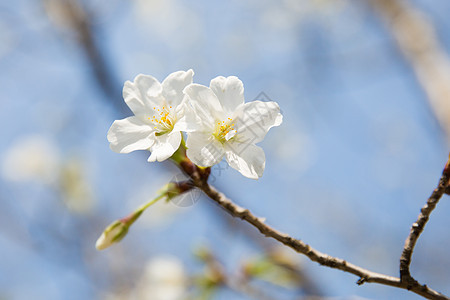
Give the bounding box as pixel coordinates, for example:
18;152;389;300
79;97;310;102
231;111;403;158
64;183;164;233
1;0;450;299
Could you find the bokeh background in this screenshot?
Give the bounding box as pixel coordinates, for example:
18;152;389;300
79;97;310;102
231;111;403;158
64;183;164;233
1;0;450;299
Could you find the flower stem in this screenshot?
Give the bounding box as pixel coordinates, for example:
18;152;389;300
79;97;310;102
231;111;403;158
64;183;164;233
122;193;166;225
170;136;188;164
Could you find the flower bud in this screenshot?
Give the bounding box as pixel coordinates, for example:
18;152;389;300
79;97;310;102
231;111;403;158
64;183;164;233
96;181;193;250
95;220;129;250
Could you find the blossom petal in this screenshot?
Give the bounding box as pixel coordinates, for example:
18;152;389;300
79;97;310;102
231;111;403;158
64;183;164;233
225;143;265;179
107;117;155;153
162;69;194;106
183;84;224;128
123;74;163;116
148;131;182;162
210;76;244;114
234;101;283;144
186;132;225;167
173;98;202;133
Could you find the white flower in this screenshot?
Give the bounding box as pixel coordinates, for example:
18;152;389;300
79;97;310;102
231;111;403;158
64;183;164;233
137;256;186;300
108;70;196;162
183;76;283;179
1;135;60;184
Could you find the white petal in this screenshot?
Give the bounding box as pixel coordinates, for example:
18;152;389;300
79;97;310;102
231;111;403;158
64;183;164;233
225;143;265;179
172;98;202;133
186;132;225;167
234;101;283;144
107;117;155;153
123;74;163;116
210;76;244;114
148;131;182;162
162;69;194;106
183;84;224;127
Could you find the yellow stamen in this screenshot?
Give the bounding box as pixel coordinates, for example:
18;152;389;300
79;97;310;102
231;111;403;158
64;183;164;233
149;105;175;134
214;117;236;143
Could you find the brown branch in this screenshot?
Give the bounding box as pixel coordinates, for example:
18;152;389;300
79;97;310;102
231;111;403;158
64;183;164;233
209;183;324;296
43;0;127;114
400;155;450;286
177;156;450;299
369;0;450;139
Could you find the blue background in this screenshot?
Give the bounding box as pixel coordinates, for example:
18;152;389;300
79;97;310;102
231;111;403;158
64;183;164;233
1;0;449;299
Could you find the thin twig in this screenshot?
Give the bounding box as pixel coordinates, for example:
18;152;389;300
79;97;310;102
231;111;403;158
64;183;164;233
178;157;450;299
400;155;450;286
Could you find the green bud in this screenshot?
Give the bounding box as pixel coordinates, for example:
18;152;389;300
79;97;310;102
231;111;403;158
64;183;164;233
96;181;193;251
95;220;129;250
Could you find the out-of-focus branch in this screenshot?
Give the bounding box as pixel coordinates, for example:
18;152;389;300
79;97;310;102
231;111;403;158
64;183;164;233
370;0;450;139
195;246;277;300
43;0;127;114
400;155;450;287
177;156;450;299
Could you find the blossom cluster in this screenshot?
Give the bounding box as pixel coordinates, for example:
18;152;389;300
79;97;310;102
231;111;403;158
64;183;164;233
107;70;283;179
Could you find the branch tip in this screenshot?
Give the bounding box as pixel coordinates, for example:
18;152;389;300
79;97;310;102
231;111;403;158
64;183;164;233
356;277;367;285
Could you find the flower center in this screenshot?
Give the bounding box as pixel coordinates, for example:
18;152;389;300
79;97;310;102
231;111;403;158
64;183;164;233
148;106;175;135
214;118;236;143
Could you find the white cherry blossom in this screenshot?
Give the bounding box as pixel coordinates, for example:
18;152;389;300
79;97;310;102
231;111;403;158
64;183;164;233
137;256;187;300
107;70;196;162
183;76;283;179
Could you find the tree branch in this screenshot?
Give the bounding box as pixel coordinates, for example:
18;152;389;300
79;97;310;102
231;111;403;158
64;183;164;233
43;0;127;114
400;155;450;286
369;0;450;140
178;156;450;299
